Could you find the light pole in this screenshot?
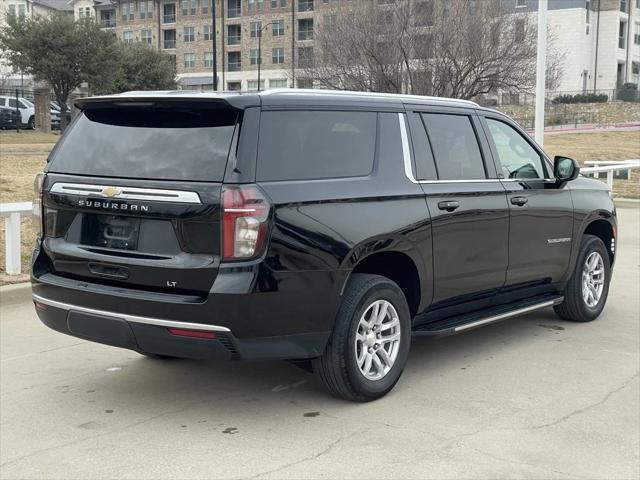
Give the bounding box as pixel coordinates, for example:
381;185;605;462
534;0;547;146
257;21;277;92
211;0;218;90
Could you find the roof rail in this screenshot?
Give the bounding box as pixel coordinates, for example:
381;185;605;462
260;88;479;107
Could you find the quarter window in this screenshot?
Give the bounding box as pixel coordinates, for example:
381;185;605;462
420;113;486;181
257;111;376;181
485;118;545;179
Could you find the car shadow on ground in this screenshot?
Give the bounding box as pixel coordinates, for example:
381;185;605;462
62;308;569;418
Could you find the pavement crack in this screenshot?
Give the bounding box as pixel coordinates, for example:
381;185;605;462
528;371;639;430
249;429;366;479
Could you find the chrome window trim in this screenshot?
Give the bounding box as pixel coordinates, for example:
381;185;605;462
398;113;501;185
49;183;202;204
32;294;231;332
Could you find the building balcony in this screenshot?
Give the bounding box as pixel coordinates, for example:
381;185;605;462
101;19;116;28
163;40;176;49
163;14;176;23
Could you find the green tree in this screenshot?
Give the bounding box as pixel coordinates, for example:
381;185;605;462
0;13;119;130
91;42;177;95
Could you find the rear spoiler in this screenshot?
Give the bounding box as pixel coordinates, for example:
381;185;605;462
74;92;260;111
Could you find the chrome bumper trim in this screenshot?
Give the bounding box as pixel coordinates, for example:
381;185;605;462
32;294;231;333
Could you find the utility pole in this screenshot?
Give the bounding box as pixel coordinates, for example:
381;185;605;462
212;0;218;90
534;0;547;146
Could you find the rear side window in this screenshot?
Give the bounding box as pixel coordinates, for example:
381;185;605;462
257;110;376;181
421;113;486;181
48;106;237;181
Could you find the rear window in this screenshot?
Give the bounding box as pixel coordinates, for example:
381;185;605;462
48;106;237;181
257;110;376;181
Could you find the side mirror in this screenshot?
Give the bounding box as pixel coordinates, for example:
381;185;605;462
554;156;580;182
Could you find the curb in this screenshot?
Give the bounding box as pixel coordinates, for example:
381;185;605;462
614;198;640;208
0;282;32;308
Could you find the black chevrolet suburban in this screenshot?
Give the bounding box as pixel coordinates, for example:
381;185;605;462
31;90;616;401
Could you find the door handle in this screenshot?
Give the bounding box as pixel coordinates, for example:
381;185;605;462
438;200;460;212
511;196;528;206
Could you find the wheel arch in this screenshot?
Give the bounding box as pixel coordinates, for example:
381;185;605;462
582;217;616;266
341;249;424;318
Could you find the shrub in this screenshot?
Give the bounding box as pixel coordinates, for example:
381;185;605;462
551;93;608;104
616;83;639;102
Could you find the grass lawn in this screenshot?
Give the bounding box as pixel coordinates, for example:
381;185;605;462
0;129;639;283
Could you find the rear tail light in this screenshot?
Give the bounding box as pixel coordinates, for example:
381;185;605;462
33;173;44;237
167;327;216;340
222;184;270;261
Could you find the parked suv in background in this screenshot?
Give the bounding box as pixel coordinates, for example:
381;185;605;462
31;90;616;401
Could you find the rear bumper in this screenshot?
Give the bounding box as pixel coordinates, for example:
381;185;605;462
33;292;330;361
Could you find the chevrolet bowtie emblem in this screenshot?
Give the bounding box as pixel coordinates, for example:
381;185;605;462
102;186;122;198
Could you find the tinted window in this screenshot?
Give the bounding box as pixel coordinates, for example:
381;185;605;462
485;118;545;179
48;106;237;181
257;111;376;181
421;113;485;180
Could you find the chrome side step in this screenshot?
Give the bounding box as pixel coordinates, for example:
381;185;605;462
412;296;564;337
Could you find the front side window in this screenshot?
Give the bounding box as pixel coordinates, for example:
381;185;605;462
421;113;486;181
485;118;545;179
257;111;376;181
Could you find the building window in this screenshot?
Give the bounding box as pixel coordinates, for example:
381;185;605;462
181;0;196;16
298;46;313;67
247;80;265;91
323;14;337;31
631;62;639;86
272;47;285;64
228;0;240;17
298;19;313;40
271;0;286;7
122;2;134;20
297;78;313;89
228;51;241;71
619;20;627;48
204;52;214;68
620;0;628;13
123;31;133;43
269;78;287;88
250;48;261;65
250;21;262;38
202;0;209;14
163;3;176;23
272;19;284;36
516;0;526;7
248;0;264;12
203;24;213;41
183;26;195;42
139;1;153;19
634;22;640;45
141;29;152;44
227;81;241;91
163;29;176;48
184;53;196;68
227;24;241;44
298;0;313;11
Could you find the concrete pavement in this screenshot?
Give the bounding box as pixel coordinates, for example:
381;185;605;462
1;207;638;480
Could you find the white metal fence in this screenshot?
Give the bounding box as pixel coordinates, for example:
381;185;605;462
1;160;638;276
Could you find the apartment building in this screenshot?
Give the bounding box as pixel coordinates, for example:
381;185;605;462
517;0;640;92
0;0;72;83
68;0;332;90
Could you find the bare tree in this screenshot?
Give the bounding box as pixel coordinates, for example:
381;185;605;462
298;0;564;100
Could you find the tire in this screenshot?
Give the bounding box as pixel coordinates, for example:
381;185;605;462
27;116;35;129
313;274;411;402
554;234;611;322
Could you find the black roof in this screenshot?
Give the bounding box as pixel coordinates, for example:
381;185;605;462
76;89;486;112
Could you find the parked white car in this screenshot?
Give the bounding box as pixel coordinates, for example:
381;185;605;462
0;96;61;129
